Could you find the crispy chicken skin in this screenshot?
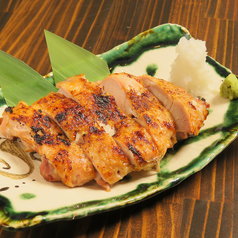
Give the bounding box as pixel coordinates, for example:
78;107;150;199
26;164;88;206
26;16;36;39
56;75;160;171
0;101;96;187
33;92;133;190
100;73;177;160
137;74;210;139
57;75;117;135
33;92;95;145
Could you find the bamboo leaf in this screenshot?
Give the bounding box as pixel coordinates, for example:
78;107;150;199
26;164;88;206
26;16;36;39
44;30;110;84
0;50;57;107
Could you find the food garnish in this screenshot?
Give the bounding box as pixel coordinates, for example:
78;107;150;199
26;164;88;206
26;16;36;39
170;37;221;98
220;73;238;100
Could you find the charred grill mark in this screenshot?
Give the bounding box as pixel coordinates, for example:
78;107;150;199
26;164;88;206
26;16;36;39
127;143;144;164
31;125;40;133
13;115;25;124
95;105;125;123
144;114;151;124
112;107;126;120
163;121;174;130
112;145;127;157
93;94;110;109
33;133;47;145
33;110;42;119
141;91;151;98
129;90;150;111
55;100;89;127
30;120;62;146
95;110;107;124
143;114;158;128
32;130;56;146
198;96;207;102
5;107;13;113
42;116;51;128
58;149;69;157
75;109;85;119
92;92;126;124
104;96;126;119
58;137;71;146
32;110;52;128
134;131;150;144
188;101;197;110
122;73;133;78
55;112;67;122
128;144;140;155
88;126;104;135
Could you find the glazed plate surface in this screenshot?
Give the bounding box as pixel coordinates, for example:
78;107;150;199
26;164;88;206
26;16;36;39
0;24;237;230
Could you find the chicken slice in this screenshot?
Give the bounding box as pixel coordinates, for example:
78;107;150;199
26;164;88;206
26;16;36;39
0;102;96;187
100;73;177;159
33;92;95;145
137;74;210;139
56;75;160;171
57;75;115;136
33;92;133;189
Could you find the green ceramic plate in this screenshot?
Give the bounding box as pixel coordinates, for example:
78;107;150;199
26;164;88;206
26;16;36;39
0;23;236;230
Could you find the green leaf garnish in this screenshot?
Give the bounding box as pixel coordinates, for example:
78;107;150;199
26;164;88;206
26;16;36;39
44;30;110;84
0;50;57;107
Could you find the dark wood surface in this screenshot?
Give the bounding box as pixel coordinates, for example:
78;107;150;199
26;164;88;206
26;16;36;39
0;0;237;237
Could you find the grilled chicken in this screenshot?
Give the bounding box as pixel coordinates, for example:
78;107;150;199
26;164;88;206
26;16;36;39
33;92;96;145
57;75;114;136
33;92;133;190
100;73;177;160
136;74;210;139
56;75;160;171
0;102;96;187
0;72;210;191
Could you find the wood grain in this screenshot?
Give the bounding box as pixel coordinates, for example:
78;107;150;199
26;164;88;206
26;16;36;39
0;0;237;237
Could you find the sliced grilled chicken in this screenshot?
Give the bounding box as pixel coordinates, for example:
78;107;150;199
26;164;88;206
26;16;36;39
57;75;160;171
136;74;210;139
33;92;133;189
0;102;96;187
100;73;177;159
33;92;95;145
57;75;115;136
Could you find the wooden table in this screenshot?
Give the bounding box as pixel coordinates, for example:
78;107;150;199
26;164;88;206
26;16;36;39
0;0;237;237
